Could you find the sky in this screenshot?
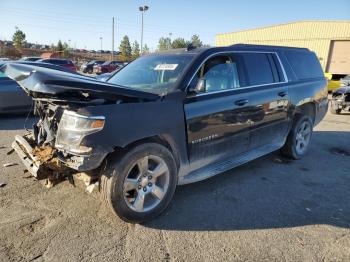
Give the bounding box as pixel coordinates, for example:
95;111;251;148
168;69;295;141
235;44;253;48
0;0;349;51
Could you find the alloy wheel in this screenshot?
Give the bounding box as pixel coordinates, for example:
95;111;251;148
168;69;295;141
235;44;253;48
123;155;170;213
295;120;312;155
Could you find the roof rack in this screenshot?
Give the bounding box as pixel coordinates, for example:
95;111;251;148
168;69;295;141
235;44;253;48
231;43;308;51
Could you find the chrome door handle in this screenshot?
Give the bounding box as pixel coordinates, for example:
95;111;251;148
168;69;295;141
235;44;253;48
278;91;287;97
234;99;249;106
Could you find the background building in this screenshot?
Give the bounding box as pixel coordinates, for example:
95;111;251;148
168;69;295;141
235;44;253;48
215;21;350;74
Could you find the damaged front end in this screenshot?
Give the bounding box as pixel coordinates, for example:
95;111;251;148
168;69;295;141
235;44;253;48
2;62;160;187
12;101;106;187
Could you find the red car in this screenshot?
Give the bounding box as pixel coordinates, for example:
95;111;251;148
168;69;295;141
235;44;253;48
38;58;77;72
94;61;123;74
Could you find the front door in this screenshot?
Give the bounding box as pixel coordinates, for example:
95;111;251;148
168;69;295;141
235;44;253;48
184;54;253;169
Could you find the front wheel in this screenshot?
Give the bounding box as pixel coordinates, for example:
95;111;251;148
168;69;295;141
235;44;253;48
100;143;177;223
281;115;313;159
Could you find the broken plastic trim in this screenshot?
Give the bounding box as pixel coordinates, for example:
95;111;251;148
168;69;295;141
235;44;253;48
12;135;73;182
12;135;41;178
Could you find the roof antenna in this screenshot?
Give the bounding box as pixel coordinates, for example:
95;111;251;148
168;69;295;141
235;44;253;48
186;43;195;51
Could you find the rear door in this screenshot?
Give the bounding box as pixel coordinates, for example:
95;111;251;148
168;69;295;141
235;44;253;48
184;53;254;168
241;52;291;150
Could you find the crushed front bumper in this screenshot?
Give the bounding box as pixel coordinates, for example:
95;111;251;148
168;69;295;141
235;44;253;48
12;135;107;179
12;135;71;180
12;135;42;178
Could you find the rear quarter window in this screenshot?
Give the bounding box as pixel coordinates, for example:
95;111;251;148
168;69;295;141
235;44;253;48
285;51;323;80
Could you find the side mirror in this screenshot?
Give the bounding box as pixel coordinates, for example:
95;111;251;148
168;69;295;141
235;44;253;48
189;78;206;94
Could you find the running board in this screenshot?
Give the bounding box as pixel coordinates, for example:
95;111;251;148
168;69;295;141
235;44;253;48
178;142;283;185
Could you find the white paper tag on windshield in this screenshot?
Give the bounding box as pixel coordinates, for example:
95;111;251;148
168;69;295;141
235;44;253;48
154;64;178;71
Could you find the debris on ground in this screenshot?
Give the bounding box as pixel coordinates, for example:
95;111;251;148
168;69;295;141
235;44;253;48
86;182;99;194
0;182;7;188
296;236;305;246
0;146;7;149
6;149;14;155
3;162;18;167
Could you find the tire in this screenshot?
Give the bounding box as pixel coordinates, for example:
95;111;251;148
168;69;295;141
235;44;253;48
281;114;313;160
100;143;177;223
87;68;93;74
330;107;342;114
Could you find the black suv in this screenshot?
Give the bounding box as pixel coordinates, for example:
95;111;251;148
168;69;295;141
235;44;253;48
2;44;328;223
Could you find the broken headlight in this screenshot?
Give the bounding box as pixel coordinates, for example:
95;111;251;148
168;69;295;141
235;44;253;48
55;110;105;155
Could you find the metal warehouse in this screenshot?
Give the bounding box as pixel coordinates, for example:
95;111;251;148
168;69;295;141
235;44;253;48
215;21;350;74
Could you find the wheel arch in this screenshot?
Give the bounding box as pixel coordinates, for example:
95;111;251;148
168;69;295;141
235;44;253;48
110;135;181;169
294;102;316;124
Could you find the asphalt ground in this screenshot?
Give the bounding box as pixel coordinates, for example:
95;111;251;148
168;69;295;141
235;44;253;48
0;110;349;261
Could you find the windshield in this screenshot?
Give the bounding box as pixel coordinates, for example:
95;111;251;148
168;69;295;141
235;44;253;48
107;54;194;94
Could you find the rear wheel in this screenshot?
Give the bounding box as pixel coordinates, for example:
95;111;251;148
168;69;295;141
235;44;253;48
281;115;313;159
100;143;177;223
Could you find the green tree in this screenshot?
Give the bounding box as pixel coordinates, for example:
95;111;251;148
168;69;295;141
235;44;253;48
158;37;171;51
191;34;203;48
171;38;188;49
12;27;26;48
142;44;150;54
57;40;63;51
119;35;132;58
131;40;140;58
62;42;70;58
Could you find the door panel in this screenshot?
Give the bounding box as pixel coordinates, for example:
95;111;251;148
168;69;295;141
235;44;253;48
185;91;252;169
248;85;290;149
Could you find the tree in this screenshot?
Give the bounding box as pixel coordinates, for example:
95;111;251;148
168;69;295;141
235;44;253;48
131;40;140;58
142;44;150;54
171;38;188;49
12;27;26;48
158;37;171;51
56;40;63;51
119;35;132;58
62;42;70;58
191;34;203;48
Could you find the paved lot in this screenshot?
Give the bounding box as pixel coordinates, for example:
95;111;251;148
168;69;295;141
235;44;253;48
0;110;349;262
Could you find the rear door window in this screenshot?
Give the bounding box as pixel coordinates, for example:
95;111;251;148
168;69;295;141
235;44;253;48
241;53;276;86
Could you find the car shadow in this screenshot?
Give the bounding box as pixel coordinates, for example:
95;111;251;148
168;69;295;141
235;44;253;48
145;130;350;231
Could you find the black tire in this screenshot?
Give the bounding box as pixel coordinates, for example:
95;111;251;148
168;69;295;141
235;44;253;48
330;107;342;114
280;114;313;160
87;68;93;74
100;143;177;223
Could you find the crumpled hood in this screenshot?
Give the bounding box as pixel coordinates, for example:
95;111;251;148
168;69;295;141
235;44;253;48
0;63;159;102
334;86;350;94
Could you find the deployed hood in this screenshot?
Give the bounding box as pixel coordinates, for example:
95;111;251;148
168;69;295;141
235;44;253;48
334;86;350;94
0;63;159;102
